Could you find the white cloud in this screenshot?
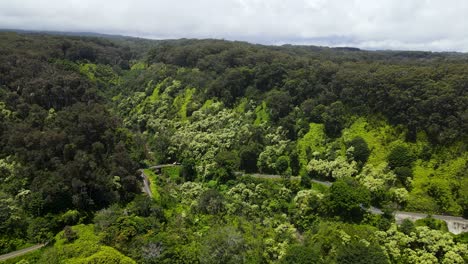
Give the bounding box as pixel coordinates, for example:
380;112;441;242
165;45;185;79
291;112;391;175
1;0;467;51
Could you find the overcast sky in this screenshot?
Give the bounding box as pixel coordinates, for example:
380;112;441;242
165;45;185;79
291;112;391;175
1;0;468;52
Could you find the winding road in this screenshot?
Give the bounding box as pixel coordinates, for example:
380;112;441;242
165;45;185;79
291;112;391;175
240;172;468;234
138;168;468;234
139;164;180;197
0;166;167;262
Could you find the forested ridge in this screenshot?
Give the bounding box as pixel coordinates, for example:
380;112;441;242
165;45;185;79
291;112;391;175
0;32;467;263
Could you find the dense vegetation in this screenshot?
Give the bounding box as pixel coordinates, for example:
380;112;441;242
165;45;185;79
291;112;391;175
0;32;467;263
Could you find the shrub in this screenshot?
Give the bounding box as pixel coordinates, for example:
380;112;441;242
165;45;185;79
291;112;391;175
63;226;78;243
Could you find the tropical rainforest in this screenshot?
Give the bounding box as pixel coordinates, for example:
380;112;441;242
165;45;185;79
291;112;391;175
0;31;467;263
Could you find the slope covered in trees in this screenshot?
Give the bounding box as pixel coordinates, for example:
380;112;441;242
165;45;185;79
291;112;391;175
0;32;144;255
0;32;467;263
116;37;468;216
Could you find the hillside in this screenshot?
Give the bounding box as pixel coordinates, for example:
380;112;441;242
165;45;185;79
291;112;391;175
0;32;467;263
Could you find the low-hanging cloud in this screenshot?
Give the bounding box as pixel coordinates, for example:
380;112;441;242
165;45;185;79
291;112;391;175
1;0;468;52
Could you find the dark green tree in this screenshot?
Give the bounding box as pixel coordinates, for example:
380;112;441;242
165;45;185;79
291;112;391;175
399;219;416;235
289;150;300;176
62;226;77;243
325;178;371;222
181;158;197;181
239;144;261;173
394;166;413;187
275;156;290;175
322;101;346;138
387;146;415;169
197;190;225;215
199;227;246;264
280;244;322;264
212;150;239;183
347;136;370;164
336;241;389;264
265;90;292;121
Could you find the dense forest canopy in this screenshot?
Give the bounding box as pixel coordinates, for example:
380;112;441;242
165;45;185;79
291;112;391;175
0;32;467;263
142;38;468;143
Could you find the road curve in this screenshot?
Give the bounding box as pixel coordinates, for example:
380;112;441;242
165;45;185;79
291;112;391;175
241;172;468;234
0;243;46;261
139;169;153;198
139;164;180;197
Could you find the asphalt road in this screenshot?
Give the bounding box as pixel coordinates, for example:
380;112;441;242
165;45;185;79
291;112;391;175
137;169;468;234
242;172;468;234
0;243;46;261
139;170;153;198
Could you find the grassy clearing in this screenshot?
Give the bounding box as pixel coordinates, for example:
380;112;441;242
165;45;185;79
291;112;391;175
340;117;406;166
174;87;195;121
254;101;269;125
53;224;136;264
130;61;146;71
297;123;326;175
296;116;467;215
143;169;160;201
311;182;329;193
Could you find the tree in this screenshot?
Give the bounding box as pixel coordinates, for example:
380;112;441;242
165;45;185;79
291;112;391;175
181;158;197;181
415;216;448;231
387;145;415;169
460;185;468;218
322;101;346;138
199;227;246;264
280;244;322;264
212;150;238;183
63;225;77;242
239;144;261;173
59;209;80;226
265;89;292;121
394;166;413;187
336;241;390;264
129;195;164;219
291;190;320;231
347;136;370;164
208;67;253;105
399;219;416;235
197;189;225;215
27;217;54;243
307;157;357;180
299;98;326;125
377;224;467;264
275;156;290;176
254;63;287;92
325;178;370;222
289;150;300;176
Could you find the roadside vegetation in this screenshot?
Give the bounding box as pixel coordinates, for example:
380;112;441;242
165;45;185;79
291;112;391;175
0;32;466;263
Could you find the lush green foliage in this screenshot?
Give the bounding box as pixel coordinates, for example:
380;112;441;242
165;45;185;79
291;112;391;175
1;32;467;263
0;32;142;254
